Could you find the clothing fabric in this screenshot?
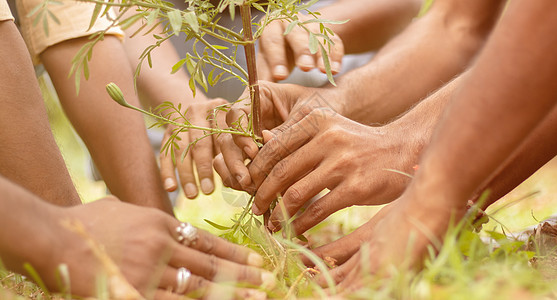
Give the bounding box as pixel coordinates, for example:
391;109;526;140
15;0;123;64
0;0;14;21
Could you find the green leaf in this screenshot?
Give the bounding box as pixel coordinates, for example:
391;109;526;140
204;219;232;230
88;3;102;30
26;3;43;18
284;20;299;35
167;10;182;36
42;13;49;37
207;68;216;86
188;77;197;97
212;45;229;50
183;11;199;33
48;12;67;27
302;18;349;25
171;58;187;74
318;43;336;86
82;60;90;80
146;8;160;26
308;33;318;54
252;2;264;12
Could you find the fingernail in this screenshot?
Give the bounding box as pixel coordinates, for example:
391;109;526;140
261;271;276;290
267;220;279;233
163;178;176;191
244;146;257;159
252;204;262;215
247;252;264;267
184;183;198;199
297;55;314;70
200;178;214;194
331;61;341;73
273;65;289;79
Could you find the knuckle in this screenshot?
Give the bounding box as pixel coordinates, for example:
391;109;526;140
185;275;207;294
202;235;216;254
306;200;325;219
283;185;303;205
207;254;219;279
271;160;289;181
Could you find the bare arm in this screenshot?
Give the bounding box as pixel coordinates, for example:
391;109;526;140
41;36;173;214
334;0;505;124
329;0;557;286
318;0;422;54
0;20;80;206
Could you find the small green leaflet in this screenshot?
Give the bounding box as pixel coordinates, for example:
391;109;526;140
167;10;182;36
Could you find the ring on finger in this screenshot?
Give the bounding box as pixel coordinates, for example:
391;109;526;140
176;222;198;246
175;267;191;294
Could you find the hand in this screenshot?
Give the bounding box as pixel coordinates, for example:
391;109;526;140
46;197;273;298
249;109;421;235
213;82;342;192
317;193;466;293
160;98;228;199
258;14;344;81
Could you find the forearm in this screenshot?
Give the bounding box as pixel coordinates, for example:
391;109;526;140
0;20;80;206
472;105;557;209
41;36;173;214
334;0;503;124
410;0;557;209
0;175;61;276
319;0;422;54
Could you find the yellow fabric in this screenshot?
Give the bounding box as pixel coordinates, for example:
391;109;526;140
16;0;124;64
0;0;14;21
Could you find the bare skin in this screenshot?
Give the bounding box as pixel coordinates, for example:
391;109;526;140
258;0;422;81
121;10;229;199
41;36;173;214
216;0;504;194
0;179;269;299
0;20;80;206
325;0;557;290
0;19;271;299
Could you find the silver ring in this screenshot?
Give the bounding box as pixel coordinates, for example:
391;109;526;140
175;267;191;294
176;222;198;246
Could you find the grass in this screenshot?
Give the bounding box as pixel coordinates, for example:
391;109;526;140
2;73;557;299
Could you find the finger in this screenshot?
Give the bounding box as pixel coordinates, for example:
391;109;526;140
285;25;315;72
316;35;344;75
190;228;265;268
216;134;254;192
288;185;352;235
160;129;179;192
259;20;290;81
226;94;260;161
158;267;267;299
303;205;394;267
267;168;330;233
168;246;271;287
213;153;242;190
189;108;216;195
316;252;360;288
176;144;198;199
249;117;321;214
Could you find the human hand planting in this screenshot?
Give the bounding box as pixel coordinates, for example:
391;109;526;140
160;98;228;199
248;109;423;235
311;190;466;294
50;196;273;298
214;81;342;192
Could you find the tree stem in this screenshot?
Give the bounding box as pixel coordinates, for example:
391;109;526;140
240;3;262;139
